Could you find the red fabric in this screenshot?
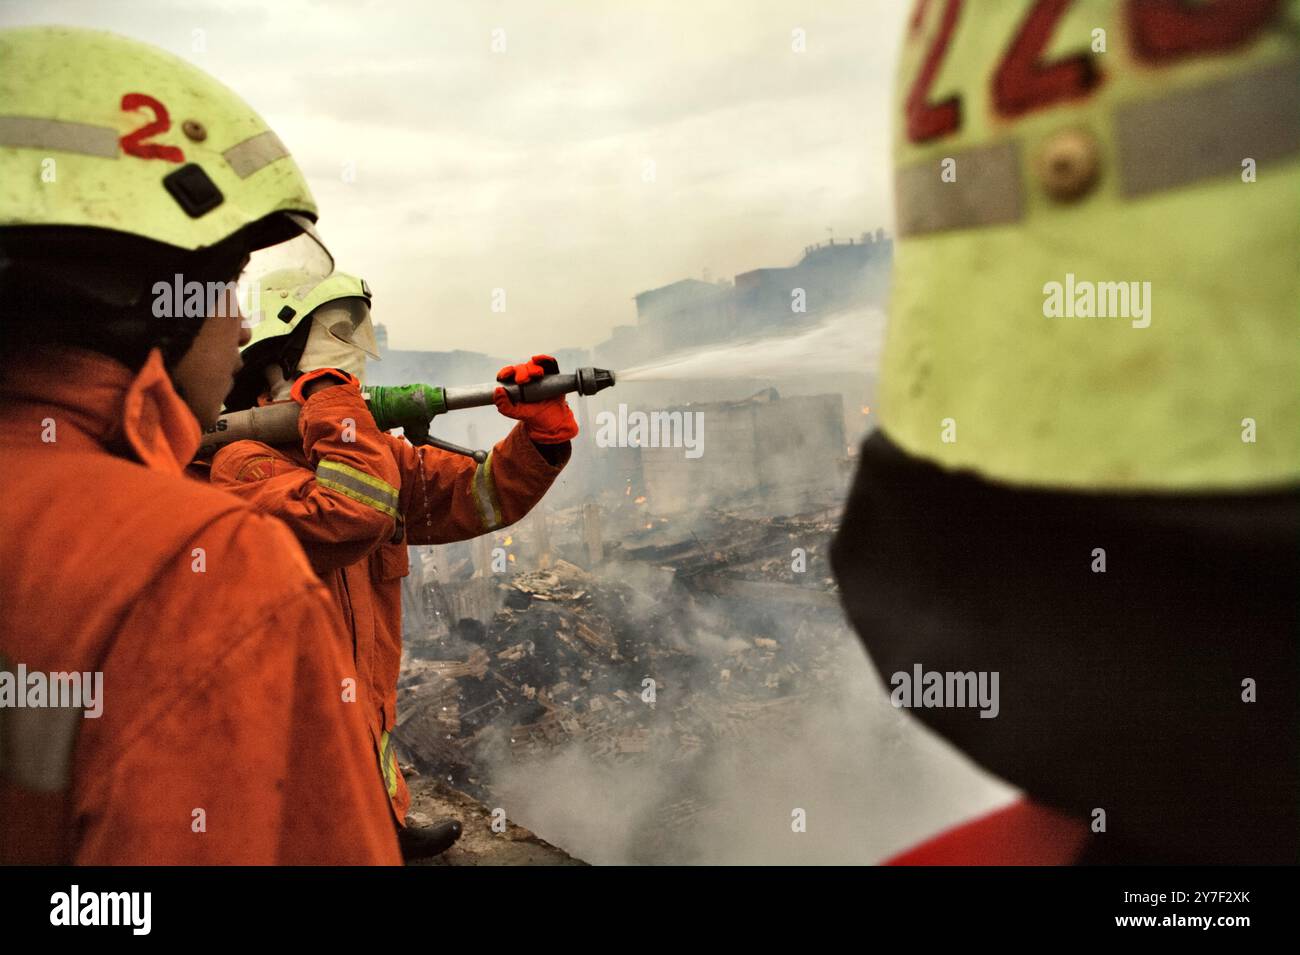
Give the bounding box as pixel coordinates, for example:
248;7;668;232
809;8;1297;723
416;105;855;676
210;383;566;822
0;347;400;864
887;799;1088;866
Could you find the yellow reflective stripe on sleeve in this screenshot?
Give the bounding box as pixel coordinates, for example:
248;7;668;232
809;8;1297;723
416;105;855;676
316;459;399;518
320;458;398;498
379;730;399;798
318;475;397;518
472;450;504;532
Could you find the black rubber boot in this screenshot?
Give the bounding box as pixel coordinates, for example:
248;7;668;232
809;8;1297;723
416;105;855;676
398;818;463;862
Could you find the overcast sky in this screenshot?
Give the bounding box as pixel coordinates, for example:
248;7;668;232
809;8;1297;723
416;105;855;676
2;0;908;353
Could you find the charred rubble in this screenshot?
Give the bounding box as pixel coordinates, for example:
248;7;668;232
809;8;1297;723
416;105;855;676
392;500;848;848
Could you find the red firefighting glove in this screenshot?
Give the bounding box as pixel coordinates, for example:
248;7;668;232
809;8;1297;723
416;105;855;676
493;354;578;444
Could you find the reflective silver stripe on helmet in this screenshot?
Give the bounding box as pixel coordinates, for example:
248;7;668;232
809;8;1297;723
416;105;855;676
1116;57;1300;198
223;129;290;179
895;58;1300;238
0;116;118;158
895;141;1022;237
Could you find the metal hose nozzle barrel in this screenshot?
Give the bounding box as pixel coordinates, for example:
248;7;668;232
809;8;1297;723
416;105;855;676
442;367;616;411
197;367;617;458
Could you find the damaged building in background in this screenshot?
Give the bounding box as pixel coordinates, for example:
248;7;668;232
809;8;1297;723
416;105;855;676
638;388;846;517
592;230;893;371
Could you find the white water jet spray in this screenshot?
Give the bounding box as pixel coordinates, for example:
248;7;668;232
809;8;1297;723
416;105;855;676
616;306;886;382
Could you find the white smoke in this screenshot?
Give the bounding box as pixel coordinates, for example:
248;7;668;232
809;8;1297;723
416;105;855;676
487;610;1015;865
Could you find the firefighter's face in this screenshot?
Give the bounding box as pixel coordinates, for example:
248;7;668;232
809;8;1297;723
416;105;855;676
171;279;251;429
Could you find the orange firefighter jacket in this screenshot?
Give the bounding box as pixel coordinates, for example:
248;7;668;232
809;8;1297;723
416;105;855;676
208;379;568;822
0;347;400;865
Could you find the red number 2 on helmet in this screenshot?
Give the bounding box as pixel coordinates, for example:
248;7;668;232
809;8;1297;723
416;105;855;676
119;93;185;163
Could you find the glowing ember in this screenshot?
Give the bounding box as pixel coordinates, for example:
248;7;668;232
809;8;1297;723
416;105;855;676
634;496;647;505
861;405;871;415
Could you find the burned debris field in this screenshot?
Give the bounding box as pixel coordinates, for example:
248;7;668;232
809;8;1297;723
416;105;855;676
393;493;1010;864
